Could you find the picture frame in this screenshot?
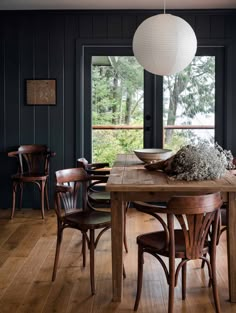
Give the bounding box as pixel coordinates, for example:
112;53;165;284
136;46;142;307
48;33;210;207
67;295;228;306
25;79;56;105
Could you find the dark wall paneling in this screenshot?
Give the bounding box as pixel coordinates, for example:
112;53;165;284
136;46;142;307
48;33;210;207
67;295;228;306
34;15;50;145
136;13;152;28
18;15;36;208
49;14;65;203
0;38;4;152
4;17;20;148
210;16;225;38
0;9;235;209
107;15;122;38
182;15;196;31
122;15;137;39
64;15;78;168
19;15;35;145
79;15;93;38
195;15;211;38
93;15;107;38
0;27;10;210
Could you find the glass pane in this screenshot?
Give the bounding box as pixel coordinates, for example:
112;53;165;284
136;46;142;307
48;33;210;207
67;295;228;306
163;56;215;152
92;56;144;165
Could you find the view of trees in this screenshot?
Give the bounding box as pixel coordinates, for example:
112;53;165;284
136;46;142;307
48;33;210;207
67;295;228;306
92;56;215;164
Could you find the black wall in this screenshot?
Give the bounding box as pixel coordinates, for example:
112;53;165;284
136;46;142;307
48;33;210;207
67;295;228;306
0;9;236;208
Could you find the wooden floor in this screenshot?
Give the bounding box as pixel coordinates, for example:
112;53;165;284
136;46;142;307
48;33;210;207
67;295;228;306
0;208;235;313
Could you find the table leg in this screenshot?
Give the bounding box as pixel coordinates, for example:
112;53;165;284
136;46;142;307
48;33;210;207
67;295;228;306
227;192;236;302
111;193;124;302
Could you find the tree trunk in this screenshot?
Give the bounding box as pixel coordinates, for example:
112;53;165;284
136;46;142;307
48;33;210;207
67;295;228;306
165;75;190;145
112;73;118;124
125;91;132;124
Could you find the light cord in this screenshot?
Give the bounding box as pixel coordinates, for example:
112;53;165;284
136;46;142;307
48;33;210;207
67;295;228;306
163;0;166;14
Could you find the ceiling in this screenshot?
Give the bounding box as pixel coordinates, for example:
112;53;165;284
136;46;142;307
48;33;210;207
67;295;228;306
0;0;236;10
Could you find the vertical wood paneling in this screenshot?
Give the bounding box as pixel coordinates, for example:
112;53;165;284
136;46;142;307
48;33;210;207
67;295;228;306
0;10;235;208
79;15;93;38
34;15;50;145
0;18;11;210
136;14;152;28
64;15;78;168
4;17;20;148
182;15;196;31
19;15;35;144
210;16;225;38
49;15;65;178
122;15;137;39
93;15;107;38
195;15;210;38
108;15;122;38
0;37;4;152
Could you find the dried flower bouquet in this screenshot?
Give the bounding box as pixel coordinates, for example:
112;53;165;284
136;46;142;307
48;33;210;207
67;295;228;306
145;141;235;181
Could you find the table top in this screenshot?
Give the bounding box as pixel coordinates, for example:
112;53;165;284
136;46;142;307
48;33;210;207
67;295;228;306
106;153;236;193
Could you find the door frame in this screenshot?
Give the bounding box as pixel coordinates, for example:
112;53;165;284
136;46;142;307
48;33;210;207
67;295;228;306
76;39;225;162
76;38;160;162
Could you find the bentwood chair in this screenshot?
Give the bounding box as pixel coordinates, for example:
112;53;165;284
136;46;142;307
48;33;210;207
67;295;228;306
8;144;55;219
133;193;222;313
77;157;129;253
52;167;111;295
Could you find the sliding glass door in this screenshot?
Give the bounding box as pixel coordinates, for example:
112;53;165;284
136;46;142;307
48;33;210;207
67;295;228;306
83;45;224;164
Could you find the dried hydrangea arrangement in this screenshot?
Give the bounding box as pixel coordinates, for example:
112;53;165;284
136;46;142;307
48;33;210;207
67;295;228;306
145;141;234;181
170;142;229;181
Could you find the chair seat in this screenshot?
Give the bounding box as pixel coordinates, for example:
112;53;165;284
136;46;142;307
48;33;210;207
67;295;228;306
12;172;48;182
64;210;111;229
89;191;110;203
137;230;209;259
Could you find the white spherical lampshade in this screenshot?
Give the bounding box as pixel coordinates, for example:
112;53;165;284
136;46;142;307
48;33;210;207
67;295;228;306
133;14;197;76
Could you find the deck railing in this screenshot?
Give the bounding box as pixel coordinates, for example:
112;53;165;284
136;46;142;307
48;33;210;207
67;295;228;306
93;125;214;130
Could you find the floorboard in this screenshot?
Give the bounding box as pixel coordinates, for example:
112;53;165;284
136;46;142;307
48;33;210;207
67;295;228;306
0;208;234;313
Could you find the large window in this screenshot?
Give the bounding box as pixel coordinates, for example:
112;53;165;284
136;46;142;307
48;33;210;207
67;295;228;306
163;56;215;152
92;56;144;164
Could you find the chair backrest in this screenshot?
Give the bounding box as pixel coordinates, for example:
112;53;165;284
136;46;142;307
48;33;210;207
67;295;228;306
77;157;110;176
54;167;90;217
135;192;222;260
167;193;222;259
17;144;50;175
77;157;89;170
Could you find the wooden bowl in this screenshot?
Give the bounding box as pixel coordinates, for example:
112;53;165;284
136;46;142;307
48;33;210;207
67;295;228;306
134;148;172;163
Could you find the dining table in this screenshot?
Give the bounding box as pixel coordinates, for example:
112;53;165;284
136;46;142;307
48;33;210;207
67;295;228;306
106;153;236;302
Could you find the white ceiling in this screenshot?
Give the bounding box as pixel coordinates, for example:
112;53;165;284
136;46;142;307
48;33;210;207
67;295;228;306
0;0;236;10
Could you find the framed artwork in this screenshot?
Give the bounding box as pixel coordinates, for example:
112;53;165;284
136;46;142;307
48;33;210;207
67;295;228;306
26;79;56;105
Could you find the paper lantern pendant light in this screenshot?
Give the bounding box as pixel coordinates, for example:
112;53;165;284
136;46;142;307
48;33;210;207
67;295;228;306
133;14;197;76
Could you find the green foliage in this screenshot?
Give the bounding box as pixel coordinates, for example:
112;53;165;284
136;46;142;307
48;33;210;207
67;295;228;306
92;55;215;163
93;130;143;165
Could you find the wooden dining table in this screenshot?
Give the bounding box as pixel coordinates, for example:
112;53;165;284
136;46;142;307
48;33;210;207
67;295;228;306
106;153;236;302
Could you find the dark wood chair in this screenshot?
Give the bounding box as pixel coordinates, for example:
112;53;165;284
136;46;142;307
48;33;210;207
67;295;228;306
52;167;111;295
133;193;222;313
77;157;129;253
8;144;55;219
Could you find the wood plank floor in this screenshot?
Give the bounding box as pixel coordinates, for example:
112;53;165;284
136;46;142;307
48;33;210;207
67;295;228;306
0;208;235;313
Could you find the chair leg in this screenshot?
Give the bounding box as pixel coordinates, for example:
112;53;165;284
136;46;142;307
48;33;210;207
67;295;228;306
45;179;50;211
41;181;45;219
11;182;17;219
52;224;63;281
168;282;175;313
89;229;95;295
134;245;144;311
19;182;23;209
182;261;187;300
211;253;221;313
168;256;175;313
82;233;86;267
